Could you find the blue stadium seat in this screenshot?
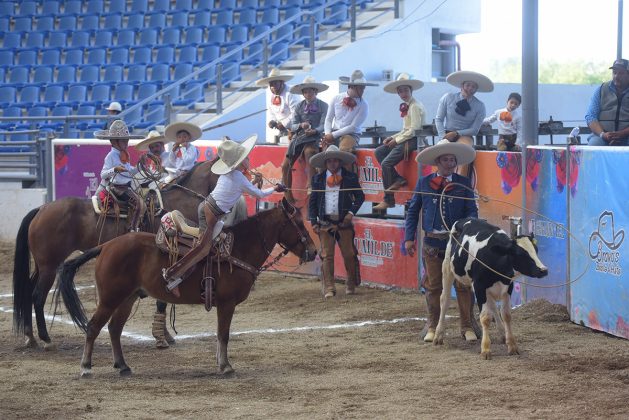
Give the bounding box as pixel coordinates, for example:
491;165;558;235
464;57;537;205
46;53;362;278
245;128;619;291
241;0;259;7
178;45;197;63
132;46;152;64
59;15;78;31
0;48;14;67
114;82;135;105
269;40;289;65
0;107;21;130
17;86;41;108
252;23;272;40
173;81;204;106
237;7;257;25
147;11;166;28
322;3;348;25
0;66;4;82
35;15;55;32
64;1;83;14
124;106;142;128
17;49;37;66
88;83;111;107
196;63;215;84
76;105;97;130
135;102;165;130
0;17;8;33
153;0;170;12
214;9;234;25
87;47;106;65
86;0;104;14
242;42;264;65
162;28;181;46
103;12;122;30
127;64;146;82
65;84;88;108
139;28;158;46
149;63;170;83
137;82;158;102
41;84;65;107
200;44;220;63
42;1;61;15
131;0;148;13
170;11;189;27
79;64;101;83
0;86;17;108
275;22;295;42
64;47;84;65
162;82;180;99
283;5;301;19
155;45;174;63
261;6;280;25
220;0;238;8
33;65;54;84
173;62;193;81
2;32;22;49
229;24;250;44
185;26;204;44
284;0;306;6
192;10;211;27
71;31;92;48
41;104;72;131
110;47;130;65
25;31;46;48
175;0;193;11
220;60;240;84
103;64;123;82
41;48;62;66
109;0;127;13
48;31;68;48
127;13;144;30
0;2;14;16
117;29;137;47
197;0;214;9
94;30;114;48
8;66;30;87
18;2;37;16
207;25;227;45
263;0;281;6
222;43;243;62
57;64;78;84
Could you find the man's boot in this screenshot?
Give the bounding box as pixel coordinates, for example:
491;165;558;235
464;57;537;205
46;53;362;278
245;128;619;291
152;313;170;349
455;282;477;341
422;290;441;342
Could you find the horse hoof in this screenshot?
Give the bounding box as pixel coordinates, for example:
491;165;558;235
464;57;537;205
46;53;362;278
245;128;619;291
219;365;235;376
43;342;57;352
508;347;520;356
80;369;93;379
155;339;170;349
119;367;132;377
481;351;492;360
24;337;39;349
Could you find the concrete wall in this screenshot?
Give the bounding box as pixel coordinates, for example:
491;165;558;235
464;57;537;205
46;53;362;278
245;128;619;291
0;183;47;241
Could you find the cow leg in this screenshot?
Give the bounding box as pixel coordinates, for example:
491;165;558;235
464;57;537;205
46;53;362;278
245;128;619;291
109;295;138;376
479;301;494;360
500;292;519;355
433;251;454;345
216;302;236;375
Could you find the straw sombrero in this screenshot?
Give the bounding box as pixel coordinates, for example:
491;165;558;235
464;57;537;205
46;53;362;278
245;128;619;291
211;134;258;175
135;130;167;151
289;75;329;94
446;70;494;92
339;70;378;87
309;145;356;169
415;139;476;165
255;68;294;87
164;122;202;143
94;120;144;140
383;73;424;93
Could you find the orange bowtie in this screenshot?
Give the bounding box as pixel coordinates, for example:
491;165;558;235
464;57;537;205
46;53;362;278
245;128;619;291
430;175;451;191
326;173;342;187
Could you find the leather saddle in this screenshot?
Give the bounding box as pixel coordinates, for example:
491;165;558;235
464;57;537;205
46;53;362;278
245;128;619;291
91;191;128;218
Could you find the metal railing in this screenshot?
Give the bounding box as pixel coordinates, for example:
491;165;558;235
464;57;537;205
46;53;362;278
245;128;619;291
0;129;51;191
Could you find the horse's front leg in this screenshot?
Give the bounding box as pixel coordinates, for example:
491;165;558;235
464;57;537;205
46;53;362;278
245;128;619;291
108;296;138;376
215;302;236;375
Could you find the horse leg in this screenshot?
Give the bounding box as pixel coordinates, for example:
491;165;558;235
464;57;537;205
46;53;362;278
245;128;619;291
216;302;236;375
108;296;138;376
303;144;318;192
80;305;116;378
32;266;57;350
21;268;38;348
281;156;295;203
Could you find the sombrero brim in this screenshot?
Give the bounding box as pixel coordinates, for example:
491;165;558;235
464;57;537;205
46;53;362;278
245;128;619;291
416;141;476;165
255;74;294;87
446;71;494;92
289;83;329;94
94;130;144;140
135;135;168;151
309;149;356;169
164;122;202;142
339;80;378;87
211;134;258;175
383;79;424;93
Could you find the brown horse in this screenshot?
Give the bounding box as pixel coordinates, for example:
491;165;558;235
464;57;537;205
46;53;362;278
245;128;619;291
56;199;317;377
13;160;222;349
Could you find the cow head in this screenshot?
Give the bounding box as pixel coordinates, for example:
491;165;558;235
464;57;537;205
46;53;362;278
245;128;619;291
491;235;548;278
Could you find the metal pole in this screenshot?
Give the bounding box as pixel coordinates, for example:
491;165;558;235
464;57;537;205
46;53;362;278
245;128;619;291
565;144;572;310
351;0;356;42
309;15;316;64
521;0;538;303
618;0;624;58
216;64;223;115
394;0;400;19
262;39;269;76
45;136;53;201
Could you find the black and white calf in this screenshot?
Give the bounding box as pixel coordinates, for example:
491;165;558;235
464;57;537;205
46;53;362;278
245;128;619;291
433;218;548;359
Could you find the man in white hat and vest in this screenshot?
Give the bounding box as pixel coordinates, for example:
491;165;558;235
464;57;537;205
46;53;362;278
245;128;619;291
163;122;201;182
435;70;493;179
404;139;478;343
309;145;365;298
374;73;426;212
322;70;376;168
104;101;122;129
135;130;170;182
282;75;329;203
94;120;146;231
162;135;287;296
256;68;299;144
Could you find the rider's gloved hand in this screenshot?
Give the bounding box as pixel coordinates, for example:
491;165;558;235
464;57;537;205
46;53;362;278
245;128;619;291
274;183;287;193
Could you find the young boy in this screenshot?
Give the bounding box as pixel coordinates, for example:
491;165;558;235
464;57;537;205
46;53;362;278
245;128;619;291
483;92;522;151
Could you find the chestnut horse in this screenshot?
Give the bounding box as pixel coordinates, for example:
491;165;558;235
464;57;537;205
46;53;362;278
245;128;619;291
13;161;224;348
56;199;316;377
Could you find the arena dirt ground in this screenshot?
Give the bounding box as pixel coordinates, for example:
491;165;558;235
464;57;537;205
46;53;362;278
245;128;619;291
1;240;628;419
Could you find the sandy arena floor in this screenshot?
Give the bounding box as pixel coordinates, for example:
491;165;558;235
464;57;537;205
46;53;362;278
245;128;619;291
0;241;628;419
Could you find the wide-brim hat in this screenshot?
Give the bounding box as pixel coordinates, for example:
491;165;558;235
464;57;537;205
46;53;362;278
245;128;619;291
446;70;494;92
339;69;378;87
255;68;294;87
383;73;424;93
105;101;122;112
289;75;329;94
164;122;202;143
211;134;258;175
135;130;167;151
309;145;356;169
94;119;143;140
416;139;476;165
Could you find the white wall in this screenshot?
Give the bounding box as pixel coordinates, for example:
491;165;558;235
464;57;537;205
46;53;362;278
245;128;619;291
0;183;47;241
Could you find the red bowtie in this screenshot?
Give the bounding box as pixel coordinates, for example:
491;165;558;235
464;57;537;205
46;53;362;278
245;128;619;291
272;95;281;106
430;175;452;191
342;96;357;110
326;173;342;187
399;102;409;118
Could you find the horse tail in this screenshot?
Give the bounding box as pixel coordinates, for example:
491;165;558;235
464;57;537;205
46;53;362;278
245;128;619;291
12;207;40;334
55;247;102;333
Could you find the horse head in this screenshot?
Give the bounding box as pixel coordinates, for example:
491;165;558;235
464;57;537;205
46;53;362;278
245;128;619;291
278;198;317;263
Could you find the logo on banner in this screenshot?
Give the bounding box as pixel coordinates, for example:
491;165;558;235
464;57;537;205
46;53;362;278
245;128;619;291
354;228;394;267
358;156;382;194
588;211;624;276
529;219;566;239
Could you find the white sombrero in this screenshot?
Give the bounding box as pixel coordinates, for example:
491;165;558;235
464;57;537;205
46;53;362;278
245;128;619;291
383;73;424;93
164;122;202;143
94;120;144;140
255;68;294;87
339;69;378;87
135;130;167;151
309;145;356;169
289;75;329;94
211;134;258;175
415;139;476;165
446;70;494;92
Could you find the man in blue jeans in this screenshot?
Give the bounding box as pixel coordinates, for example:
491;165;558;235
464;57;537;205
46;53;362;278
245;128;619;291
586;58;629;146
